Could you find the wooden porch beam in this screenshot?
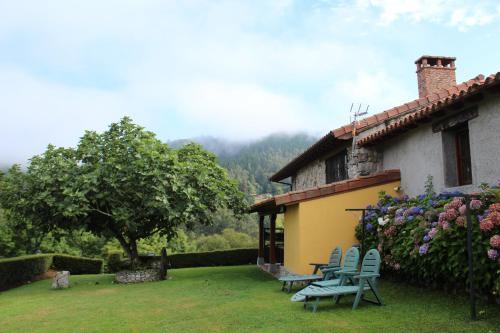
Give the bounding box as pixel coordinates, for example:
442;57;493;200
269;213;277;267
257;215;265;265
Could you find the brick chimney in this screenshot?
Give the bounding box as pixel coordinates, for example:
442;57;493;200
415;55;456;98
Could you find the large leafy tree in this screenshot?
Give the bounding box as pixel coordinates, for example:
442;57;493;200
0;118;245;263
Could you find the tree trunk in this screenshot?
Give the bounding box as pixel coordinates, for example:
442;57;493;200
115;234;140;268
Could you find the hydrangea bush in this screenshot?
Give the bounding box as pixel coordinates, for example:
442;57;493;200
356;185;500;295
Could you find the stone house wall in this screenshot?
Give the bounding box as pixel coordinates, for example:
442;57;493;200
381;94;500;196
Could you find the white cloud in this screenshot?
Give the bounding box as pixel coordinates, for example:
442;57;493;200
357;0;500;29
170;80;315;139
323;71;414;118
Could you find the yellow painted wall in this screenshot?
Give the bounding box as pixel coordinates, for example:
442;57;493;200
283;181;400;274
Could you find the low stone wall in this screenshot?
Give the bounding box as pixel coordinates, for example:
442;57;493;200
115;269;161;284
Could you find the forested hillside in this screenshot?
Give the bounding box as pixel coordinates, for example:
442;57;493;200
170;133;317;197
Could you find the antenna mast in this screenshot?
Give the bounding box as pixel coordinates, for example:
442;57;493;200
350;103;369;159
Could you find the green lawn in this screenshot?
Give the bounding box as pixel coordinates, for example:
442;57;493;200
0;266;499;333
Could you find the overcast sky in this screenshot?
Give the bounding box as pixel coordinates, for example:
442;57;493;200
1;0;500;166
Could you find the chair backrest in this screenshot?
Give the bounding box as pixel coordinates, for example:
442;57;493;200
327;246;342;267
342;247;360;272
360;249;381;283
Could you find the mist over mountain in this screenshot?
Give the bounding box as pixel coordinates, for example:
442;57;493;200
170;133;317;196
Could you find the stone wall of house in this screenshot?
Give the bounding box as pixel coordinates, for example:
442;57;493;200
381;94;500;196
347;145;383;178
292;158;325;191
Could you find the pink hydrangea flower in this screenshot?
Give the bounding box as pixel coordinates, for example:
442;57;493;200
442;222;450;230
438;212;446;223
455;216;465;227
445;209;458;221
394;263;401;270
470;199;482;210
490;235;500;249
428;227;438;239
480;218;494;232
384;225;396;237
459;205;466;216
489;203;500;211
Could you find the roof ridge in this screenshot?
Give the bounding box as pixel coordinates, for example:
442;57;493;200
357;71;500;146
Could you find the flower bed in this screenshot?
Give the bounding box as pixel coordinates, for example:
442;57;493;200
357;185;500;296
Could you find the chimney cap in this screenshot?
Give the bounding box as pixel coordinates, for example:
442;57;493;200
415;55;456;65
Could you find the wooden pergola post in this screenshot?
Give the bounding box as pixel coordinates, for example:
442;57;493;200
257;215;265;265
269;213;277;273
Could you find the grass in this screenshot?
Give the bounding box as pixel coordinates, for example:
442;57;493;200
0;266;499;333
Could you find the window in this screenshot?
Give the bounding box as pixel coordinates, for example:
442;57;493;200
442;123;472;187
326;150;348;183
454;125;472;186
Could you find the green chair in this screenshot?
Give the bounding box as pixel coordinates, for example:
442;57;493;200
279;246;342;293
290;247;359;302
297;249;383;312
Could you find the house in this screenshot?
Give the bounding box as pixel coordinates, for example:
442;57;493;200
250;55;500;275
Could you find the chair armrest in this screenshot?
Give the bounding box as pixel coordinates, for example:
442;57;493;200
353;273;380;279
309;262;327;267
320;267;341;274
334;270;359;276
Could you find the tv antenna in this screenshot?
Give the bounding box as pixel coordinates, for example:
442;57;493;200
349;103;369;158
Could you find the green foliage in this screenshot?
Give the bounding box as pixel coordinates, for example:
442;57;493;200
0;254;53;289
172;133;317;196
51;254;103;274
195;228;257;252
167;248;257;268
357;188;500;295
424;175;436;198
0;117;246;263
106;251;123;273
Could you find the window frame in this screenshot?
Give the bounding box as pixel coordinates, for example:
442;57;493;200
325;149;348;184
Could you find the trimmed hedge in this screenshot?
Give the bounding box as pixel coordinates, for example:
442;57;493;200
0;254;53;289
131;248;258;270
52;255;103;275
0;254;103;290
167;248;257;269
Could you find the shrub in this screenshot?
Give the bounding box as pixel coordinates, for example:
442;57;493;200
0;254;53;289
168;248;257;269
106;251;123;273
357;186;500;295
52;254;103;274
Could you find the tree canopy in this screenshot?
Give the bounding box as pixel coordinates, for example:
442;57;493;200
0;117;245;262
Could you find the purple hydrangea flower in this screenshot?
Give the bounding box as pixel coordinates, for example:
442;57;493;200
423;235;431;243
417;194;427;200
365;223;374;231
487;249;498;260
431;221;438;227
419;243;429;255
407;216;414;221
393;197;400;203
